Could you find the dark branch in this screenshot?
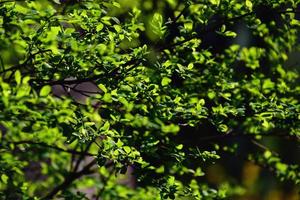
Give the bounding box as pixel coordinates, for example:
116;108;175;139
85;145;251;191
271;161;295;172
0;50;52;75
163;9;299;50
73;142;93;172
32;58;139;87
11;141;96;157
43;159;97;199
194;132;299;142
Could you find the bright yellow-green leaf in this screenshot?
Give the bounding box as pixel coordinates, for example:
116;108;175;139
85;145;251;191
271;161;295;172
101;121;110;132
245;0;253;10
184;21;193;31
291;19;300;26
276;163;287;172
64;28;75;35
96;23;104;32
102;93;112;103
22;76;30;84
39;85;52;96
219;124;228;133
155;165;165;173
161;77;171;86
15;70;21;85
187;63;194;70
264;151;272;159
210;0;220;5
98;83;107;93
112;1;121;8
162;124;180;133
1;174;8;184
197;99;205;111
123;146;131;154
116;139;124;147
224;31;237;38
114;25;122;33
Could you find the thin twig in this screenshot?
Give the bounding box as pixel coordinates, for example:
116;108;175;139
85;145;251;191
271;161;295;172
251;139;279;156
173;4;189;24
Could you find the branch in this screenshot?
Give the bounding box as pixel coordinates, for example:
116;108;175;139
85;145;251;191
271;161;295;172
0;50;51;75
12;140;96;157
194;132;299;142
73;142;93;172
95;172;114;199
222;145;277;178
172;4;190;24
163;12;254;50
33;58;139;87
250;139;280;156
164;9;299;50
43;159;97;199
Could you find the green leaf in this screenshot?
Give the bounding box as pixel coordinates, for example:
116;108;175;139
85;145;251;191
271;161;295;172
39;85;52;96
276;163;287;172
100;121;110;132
15;70;21;85
210;0;220;5
162;124;180;133
197;99;205;111
123;146;131;154
114;25;122;33
187;63;194;70
224;31;237;38
98;83;107;93
96;23;104;32
1;174;8;184
152;13;163;26
112;1;121;8
184;21;193;31
219;124;228;133
64;28;75;35
52;0;61;4
102;93;112;103
155;165;165;173
245;0;253;10
22;76;30;84
118;96;129;107
167;176;175;185
264;151;272;159
161;77;171;86
195;168;205;177
290;19;300;26
151;13;165;38
116;139;124;147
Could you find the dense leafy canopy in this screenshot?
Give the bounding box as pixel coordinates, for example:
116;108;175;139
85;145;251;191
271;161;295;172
0;0;299;199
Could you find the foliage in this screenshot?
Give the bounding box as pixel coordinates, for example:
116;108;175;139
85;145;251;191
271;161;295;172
0;0;299;199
